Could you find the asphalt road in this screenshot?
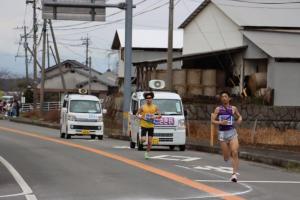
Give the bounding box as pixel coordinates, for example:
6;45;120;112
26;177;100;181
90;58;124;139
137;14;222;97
0;120;299;200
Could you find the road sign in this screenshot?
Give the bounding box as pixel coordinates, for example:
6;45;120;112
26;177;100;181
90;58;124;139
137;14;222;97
42;0;106;21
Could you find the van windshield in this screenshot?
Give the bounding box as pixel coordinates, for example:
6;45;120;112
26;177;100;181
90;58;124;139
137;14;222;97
141;99;182;115
69;100;101;113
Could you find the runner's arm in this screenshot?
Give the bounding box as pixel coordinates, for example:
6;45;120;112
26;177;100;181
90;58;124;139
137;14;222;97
136;107;143;119
211;107;224;125
233;106;242;125
155;107;161;119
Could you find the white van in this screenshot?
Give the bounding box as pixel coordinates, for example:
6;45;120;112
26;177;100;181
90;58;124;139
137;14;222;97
60;94;106;140
129;88;186;151
1;96;14;103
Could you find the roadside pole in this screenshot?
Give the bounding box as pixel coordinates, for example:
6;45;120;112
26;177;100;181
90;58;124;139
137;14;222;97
40;19;47;114
123;0;133;136
166;0;174;91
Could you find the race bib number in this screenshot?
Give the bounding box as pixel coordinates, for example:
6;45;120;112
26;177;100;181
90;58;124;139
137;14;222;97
219;115;233;125
154;117;175;126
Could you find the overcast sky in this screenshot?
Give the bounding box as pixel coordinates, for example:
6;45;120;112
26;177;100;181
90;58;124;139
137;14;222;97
0;0;201;76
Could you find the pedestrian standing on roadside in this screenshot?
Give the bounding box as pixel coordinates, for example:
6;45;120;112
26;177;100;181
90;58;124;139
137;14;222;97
211;91;242;182
136;91;161;159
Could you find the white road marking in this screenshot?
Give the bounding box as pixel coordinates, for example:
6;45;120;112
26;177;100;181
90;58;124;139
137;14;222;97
0;156;38;200
150;155;201;162
113;146;131;149
194;165;233;174
195;180;300;184
175;165;253;198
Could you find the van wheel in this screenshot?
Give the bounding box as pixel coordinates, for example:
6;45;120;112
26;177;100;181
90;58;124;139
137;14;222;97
60;126;65;138
65;127;71;139
98;135;103;140
137;136;143;151
169;145;175;150
130;140;136;149
91;135;96;139
179;145;186;151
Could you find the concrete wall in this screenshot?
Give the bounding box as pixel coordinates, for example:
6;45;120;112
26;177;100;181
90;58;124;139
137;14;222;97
183;3;243;55
267;59;300;106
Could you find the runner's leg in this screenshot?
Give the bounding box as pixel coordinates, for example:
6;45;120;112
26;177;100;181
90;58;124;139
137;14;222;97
220;141;230;161
147;136;153;152
229;137;239;174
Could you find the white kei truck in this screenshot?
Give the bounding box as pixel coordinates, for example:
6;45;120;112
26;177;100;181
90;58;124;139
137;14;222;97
60;92;106;140
129;80;187;151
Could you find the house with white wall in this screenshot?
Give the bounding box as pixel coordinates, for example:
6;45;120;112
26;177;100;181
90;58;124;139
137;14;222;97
177;0;300;106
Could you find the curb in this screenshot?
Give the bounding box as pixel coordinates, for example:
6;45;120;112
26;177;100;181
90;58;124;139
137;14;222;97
9;118;60;130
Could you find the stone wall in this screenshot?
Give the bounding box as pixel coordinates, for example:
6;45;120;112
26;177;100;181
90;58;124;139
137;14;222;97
184;103;300;131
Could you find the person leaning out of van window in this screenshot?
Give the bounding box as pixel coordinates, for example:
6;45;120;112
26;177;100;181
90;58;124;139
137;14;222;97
136;91;161;159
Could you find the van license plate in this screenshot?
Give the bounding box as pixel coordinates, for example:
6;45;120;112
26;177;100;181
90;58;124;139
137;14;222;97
81;130;90;134
152;137;159;145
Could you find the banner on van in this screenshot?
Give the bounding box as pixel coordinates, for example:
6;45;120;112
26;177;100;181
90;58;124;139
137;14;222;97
154;117;175;126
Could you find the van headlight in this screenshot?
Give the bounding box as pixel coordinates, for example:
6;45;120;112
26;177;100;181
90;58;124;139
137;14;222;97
68;114;77;121
178;119;185;129
97;116;103;122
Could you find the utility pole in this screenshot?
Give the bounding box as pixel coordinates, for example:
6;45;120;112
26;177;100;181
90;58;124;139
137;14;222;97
26;0;38;108
47;33;50;68
166;0;174;91
49;19;67;95
40;19;47;114
82;35;90;67
23;26;29;84
123;0;133;136
88;56;92;95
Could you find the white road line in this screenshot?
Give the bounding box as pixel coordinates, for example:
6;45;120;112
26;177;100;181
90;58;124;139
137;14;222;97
0;156;38;200
175;165;253;198
195;180;300;184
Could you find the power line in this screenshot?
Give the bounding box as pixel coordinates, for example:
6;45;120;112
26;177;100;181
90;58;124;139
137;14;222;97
226;0;300;5
188;0;300;9
53;0;169;32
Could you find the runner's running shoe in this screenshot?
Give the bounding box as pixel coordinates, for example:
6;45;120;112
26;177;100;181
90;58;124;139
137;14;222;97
144;152;149;160
231;173;238;182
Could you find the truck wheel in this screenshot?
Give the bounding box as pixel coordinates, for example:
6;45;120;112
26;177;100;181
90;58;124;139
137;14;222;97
169;145;175;150
137;136;143;151
130;140;136;149
98;135;103;140
179;145;186;151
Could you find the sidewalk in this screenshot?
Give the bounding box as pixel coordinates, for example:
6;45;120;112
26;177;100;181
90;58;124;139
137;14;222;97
6;117;300;170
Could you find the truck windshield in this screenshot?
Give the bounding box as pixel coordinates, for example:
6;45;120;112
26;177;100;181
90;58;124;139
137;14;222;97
141;99;182;115
69;100;101;113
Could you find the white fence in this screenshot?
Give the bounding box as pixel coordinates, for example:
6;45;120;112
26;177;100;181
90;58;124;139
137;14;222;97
21;102;61;112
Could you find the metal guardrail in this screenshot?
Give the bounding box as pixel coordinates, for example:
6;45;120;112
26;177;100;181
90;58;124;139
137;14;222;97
21;102;61;112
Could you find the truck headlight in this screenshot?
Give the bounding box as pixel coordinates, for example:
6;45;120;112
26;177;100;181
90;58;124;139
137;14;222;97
178;119;185;129
68;114;76;121
97;116;103;122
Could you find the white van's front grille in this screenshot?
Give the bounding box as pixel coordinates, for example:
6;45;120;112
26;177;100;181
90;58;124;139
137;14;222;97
154;133;173;137
76;118;98;122
159;138;173;142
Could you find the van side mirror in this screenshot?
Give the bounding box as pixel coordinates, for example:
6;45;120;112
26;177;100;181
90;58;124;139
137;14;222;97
184;110;188;116
102;109;107;114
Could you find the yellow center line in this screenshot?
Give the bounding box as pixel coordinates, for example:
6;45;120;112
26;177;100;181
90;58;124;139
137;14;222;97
0;126;245;200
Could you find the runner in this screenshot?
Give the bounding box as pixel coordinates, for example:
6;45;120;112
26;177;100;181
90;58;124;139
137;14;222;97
136;91;161;159
211;91;242;182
